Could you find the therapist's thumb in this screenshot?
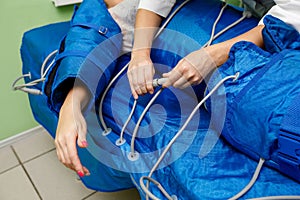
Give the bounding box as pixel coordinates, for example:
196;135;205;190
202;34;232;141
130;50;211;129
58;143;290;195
162;72;172;87
162;68;182;88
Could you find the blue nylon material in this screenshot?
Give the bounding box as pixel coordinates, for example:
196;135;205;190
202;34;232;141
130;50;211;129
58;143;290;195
20;0;300;199
21;22;70;90
210;15;300;180
277;92;300;181
21;22;135;192
44;0;122;114
262;15;300;53
281;93;300;134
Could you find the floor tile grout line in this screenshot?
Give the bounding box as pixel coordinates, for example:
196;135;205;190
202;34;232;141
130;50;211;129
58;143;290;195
0;164;21;176
21;148;56;165
81;191;97;200
0;126;43;149
10;145;43;200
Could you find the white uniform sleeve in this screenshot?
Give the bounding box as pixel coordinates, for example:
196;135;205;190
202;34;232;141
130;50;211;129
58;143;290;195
138;0;176;18
259;0;300;32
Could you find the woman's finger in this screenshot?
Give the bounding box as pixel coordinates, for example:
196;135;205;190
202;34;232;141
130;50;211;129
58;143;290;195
66;135;85;176
76;115;88;148
83;166;90;176
55;136;70;166
55;141;66;165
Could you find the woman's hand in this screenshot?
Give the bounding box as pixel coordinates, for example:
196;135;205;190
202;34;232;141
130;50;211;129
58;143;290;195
163;48;217;88
127;50;155;99
55;85;90;177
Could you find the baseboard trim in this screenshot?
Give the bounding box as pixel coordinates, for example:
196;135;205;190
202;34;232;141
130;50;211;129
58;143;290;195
0;126;44;149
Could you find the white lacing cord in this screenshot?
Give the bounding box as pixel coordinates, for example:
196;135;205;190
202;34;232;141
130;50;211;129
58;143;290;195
203;4;250;48
41;50;57;78
211;10;250;43
128;88;164;159
231;158;300;200
119;2;231;150
229;158;265;200
115;77;168;146
140;4;251;199
140;73;240;200
203;10;250;110
12;49;58;95
116;100;137;146
98;0;192;135
140;176;173;200
205;3;228;47
100;63;130;135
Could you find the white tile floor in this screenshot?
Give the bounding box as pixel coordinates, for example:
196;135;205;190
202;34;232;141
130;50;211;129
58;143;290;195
0;127;141;200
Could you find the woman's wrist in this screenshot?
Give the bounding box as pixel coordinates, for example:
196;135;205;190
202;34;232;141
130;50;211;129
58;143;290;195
131;48;151;58
61;85;91;114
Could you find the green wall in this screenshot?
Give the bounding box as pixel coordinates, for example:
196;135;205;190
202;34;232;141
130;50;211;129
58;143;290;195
0;0;74;140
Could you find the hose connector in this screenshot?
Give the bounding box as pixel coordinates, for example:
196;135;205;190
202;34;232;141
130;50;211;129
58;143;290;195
152;78;168;87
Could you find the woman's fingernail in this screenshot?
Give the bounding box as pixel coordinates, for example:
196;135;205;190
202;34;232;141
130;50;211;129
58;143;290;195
81;141;88;147
77;171;84;177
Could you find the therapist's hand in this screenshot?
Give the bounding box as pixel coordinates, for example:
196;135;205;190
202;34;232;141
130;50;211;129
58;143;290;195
127;50;155;99
162;48;217;89
162;25;266;89
55;85;90;178
128;9;162;99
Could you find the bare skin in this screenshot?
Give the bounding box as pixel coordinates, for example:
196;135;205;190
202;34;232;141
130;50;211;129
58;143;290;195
127;9;265;95
163;25;265;88
55;0;123;177
127;9;163;99
55;83;90;177
55;6;264;177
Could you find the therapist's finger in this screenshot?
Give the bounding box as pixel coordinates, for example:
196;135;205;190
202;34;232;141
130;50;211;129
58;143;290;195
162;69;182;88
137;66;147;94
134;68;143;96
162;58;188;87
130;87;139;100
145;63;154;94
177;69;204;89
162;72;170;87
178;81;193;89
132;68;143;98
173;76;189;88
128;70;139;99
